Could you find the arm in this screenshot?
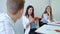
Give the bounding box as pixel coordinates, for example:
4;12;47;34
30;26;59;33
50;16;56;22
22;16;31;29
48;13;51;21
22;16;34;29
43;14;54;23
35;20;39;28
26;20;33;28
43;14;51;23
26;18;34;28
43;14;48;21
23;18;33;28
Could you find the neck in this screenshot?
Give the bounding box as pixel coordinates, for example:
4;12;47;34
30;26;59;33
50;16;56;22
29;14;31;16
7;12;20;22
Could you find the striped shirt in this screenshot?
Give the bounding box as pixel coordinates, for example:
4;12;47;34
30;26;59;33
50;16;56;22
0;13;24;34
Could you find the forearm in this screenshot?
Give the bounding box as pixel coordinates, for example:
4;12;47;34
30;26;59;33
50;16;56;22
35;21;39;28
48;14;51;20
26;21;31;28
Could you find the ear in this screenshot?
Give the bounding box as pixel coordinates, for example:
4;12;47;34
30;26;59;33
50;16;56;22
18;8;23;13
18;9;24;17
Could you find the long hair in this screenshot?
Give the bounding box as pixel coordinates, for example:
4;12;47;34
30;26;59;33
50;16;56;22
25;5;34;18
42;6;53;21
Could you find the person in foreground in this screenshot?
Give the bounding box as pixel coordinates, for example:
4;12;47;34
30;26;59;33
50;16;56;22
0;0;25;34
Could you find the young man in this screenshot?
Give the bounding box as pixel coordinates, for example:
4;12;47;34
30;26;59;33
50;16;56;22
0;0;25;34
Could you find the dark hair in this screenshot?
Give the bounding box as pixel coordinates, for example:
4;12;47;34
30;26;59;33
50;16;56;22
7;0;25;14
25;5;34;18
42;6;53;21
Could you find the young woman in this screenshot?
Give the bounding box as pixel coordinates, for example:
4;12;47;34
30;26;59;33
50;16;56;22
23;5;39;34
41;6;54;24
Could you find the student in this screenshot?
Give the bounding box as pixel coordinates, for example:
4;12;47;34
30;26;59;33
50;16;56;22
23;5;39;34
0;0;25;34
41;6;54;24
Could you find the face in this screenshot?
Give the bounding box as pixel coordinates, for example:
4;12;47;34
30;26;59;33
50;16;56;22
46;7;51;14
28;8;33;15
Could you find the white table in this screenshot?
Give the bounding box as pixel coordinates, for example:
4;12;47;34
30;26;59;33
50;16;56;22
35;25;60;34
47;21;60;26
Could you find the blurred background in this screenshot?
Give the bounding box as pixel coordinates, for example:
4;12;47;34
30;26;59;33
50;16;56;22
0;0;60;21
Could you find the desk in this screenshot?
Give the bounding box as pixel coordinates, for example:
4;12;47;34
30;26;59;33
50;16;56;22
35;25;60;34
47;21;60;26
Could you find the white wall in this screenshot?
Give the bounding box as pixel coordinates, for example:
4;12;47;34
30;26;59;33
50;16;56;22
24;0;49;17
24;0;60;21
0;0;7;14
51;0;60;21
0;0;60;21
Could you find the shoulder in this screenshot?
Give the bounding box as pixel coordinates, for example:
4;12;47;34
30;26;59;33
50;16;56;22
22;16;29;20
0;13;7;22
0;14;6;29
43;13;48;17
22;16;26;18
43;13;47;16
22;16;29;22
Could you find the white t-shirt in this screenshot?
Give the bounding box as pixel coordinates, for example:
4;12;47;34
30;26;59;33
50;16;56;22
0;13;24;34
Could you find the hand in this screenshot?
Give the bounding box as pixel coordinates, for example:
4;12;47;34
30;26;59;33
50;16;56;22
34;16;38;21
51;20;54;22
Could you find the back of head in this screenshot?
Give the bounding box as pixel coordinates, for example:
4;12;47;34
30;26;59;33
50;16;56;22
7;0;25;15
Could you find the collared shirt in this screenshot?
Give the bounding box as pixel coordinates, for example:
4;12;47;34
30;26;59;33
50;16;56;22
0;13;24;34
